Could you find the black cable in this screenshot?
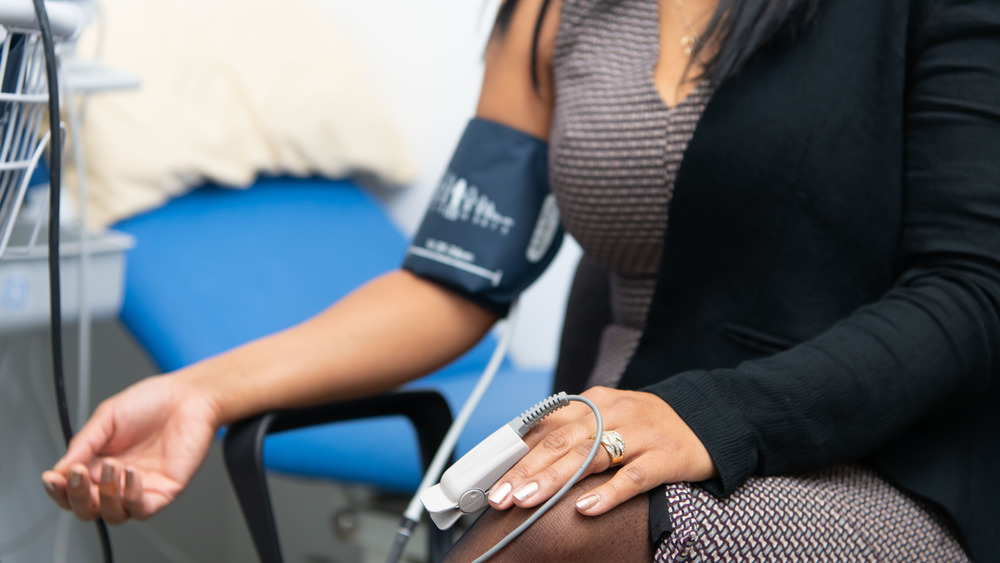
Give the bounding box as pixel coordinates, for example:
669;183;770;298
30;1;114;561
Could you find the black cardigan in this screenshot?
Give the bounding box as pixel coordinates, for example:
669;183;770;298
604;0;1000;560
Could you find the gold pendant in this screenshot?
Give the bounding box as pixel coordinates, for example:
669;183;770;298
681;35;697;56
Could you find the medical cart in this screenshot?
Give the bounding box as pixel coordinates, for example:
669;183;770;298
0;2;134;561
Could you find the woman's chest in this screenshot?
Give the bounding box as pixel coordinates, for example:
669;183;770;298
548;0;716;275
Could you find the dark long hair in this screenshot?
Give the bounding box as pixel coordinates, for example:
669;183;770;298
492;0;820;89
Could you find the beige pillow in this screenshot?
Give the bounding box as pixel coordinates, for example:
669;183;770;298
68;0;416;228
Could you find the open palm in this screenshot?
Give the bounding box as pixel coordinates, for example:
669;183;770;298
41;375;222;523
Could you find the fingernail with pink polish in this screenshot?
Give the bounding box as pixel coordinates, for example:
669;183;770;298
489;482;511;504
42;479;56;493
125;468;135;488
69;471;82;488
512;482;538;502
101;463;114;484
576;493;600;511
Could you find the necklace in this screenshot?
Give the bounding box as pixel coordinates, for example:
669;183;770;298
671;0;699;56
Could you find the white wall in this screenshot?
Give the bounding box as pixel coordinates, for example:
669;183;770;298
312;0;582;369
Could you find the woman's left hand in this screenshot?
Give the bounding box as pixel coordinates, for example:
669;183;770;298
487;386;717;516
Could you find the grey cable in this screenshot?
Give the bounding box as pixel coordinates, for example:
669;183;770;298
66;81;92;431
387;301;522;563
472;395;603;563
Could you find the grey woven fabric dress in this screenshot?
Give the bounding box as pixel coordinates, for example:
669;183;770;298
547;0;970;560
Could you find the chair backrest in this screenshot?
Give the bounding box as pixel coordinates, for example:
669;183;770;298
552;254;611;394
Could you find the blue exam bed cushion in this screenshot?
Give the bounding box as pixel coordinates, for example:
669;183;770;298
116;177;495;374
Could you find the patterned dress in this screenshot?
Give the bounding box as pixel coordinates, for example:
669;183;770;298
547;0;970;560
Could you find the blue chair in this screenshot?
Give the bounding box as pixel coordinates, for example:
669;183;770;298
114;177;554;562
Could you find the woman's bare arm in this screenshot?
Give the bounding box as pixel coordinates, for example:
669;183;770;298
188;271;498;425
189;0;562;423
41;0;561;523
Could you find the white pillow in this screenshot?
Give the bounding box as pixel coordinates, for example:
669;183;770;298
68;0;417;228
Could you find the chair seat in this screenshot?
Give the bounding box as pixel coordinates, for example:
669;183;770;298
115;177;551;493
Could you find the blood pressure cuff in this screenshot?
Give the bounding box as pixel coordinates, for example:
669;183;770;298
402;118;564;316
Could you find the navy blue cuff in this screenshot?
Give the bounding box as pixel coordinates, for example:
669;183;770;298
402;264;511;317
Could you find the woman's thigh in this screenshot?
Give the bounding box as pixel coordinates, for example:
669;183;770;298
444;471;653;563
654;464;969;563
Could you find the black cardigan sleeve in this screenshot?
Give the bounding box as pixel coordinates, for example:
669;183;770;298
644;0;1000;496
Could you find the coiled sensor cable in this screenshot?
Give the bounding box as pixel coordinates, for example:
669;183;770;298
471;393;602;562
389;303;603;562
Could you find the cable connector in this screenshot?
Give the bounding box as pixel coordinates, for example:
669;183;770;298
507;392;570;437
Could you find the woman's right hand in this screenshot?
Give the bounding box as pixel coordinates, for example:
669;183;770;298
40;374;223;524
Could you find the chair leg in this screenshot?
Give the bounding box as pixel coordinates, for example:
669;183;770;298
223;412;283;563
426;512;453;563
398;393;454;562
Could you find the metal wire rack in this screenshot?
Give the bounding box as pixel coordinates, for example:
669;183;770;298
0;0;87;261
0;22;53;259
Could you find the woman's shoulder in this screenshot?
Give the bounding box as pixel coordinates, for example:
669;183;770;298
477;0;563;138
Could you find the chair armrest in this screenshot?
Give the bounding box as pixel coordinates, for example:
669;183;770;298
223;390;454;563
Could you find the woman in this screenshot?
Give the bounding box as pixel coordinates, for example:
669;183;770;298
43;0;998;561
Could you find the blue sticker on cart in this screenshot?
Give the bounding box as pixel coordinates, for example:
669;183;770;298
1;271;30;314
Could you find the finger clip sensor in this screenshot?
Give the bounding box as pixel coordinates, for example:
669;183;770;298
420;392;573;530
419;423;530;529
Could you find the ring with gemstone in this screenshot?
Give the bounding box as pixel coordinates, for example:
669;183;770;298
592;430;625;467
